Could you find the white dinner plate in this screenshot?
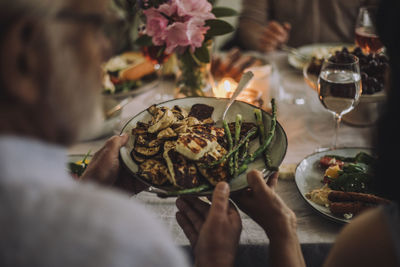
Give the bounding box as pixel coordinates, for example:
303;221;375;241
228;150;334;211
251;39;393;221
119;97;288;196
288;43;354;70
295;147;373;224
103;79;159;101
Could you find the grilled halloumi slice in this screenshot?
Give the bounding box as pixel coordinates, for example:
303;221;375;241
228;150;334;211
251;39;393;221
176;125;219;161
197;144;230;185
163;148;202;189
139;159;170;185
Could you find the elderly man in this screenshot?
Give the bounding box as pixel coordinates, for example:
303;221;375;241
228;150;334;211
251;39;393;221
0;0;242;266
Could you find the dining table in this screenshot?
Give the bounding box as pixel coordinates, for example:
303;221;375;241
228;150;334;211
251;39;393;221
68;51;377;266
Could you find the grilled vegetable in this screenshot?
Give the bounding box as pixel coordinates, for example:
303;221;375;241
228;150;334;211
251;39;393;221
233;114;242;177
197;144;229;185
131;150;147;163
132;122;150;135
239;139;249;162
134;145;161;157
157;127;177;139
202;127;258;168
189;103;214;120
163;184;211;196
172;105;188;120
228;122;257;140
255;103;277;170
164;140;176;151
148;139;163;147
135;134;160;147
237;100;277;174
164;149;203;188
223;120;234;176
147;104;158;116
148;108;176;133
139;159;170;185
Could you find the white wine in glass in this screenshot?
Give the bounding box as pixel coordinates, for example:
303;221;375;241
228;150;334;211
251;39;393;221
318;55;362;148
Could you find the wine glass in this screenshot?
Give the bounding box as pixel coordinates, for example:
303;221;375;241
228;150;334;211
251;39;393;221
141;45;172;101
317;55;362;149
355;6;384;54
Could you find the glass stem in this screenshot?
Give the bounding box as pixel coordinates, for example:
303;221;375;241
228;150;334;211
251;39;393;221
333;113;342;149
155;64;166;101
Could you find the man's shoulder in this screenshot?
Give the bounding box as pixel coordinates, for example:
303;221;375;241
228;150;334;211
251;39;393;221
1;178;162;236
0;179;188;267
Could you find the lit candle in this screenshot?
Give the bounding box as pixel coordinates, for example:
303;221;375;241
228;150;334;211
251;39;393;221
213;77;238;98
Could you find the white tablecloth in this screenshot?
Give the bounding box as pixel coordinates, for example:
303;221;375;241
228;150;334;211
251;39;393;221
69;52;376;245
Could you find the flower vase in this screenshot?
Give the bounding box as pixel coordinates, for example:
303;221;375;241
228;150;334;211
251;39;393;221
175;43;214;97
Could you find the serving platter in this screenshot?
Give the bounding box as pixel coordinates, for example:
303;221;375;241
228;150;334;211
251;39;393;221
303;62;386;126
120;97;288;196
302;62;386;102
288;43;354;70
295;147;373;224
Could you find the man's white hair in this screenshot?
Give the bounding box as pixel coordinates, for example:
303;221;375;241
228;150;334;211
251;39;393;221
0;0;64;33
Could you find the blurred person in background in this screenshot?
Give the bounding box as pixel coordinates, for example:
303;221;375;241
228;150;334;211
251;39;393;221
237;0;380;52
178;0;400;266
0;0;242;266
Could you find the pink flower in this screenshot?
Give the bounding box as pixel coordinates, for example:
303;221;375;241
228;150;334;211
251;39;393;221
186;17;210;52
143;0;215;54
175;0;215;21
143;8;169;46
157;2;178;17
164;22;189;54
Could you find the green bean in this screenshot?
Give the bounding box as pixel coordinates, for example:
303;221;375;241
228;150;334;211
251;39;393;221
164;184;210;196
223;120;234;175
233;114;242;177
238;99;277;174
201;127;258;168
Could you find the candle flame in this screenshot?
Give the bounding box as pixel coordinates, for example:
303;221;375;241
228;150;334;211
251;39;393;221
213;77;238;98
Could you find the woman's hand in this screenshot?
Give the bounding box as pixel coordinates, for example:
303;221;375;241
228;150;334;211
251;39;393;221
80;134;148;194
232;170;305;267
258;21;291;53
176;182;242;267
232;170;296;240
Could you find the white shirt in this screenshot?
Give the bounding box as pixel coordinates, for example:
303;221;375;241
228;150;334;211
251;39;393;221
0;136;188;267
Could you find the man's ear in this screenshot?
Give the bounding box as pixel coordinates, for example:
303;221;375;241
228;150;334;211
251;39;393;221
0;18;45;105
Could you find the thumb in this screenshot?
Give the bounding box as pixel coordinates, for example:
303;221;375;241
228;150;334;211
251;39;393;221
246;170;270;194
209;182;230;216
106;134;129;152
119;133;129;146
